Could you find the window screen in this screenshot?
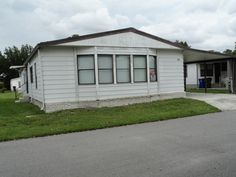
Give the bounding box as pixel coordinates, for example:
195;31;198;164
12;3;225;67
98;55;113;84
133;55;147;82
34;63;37;89
149;56;157;82
78;55;95;84
30;66;33;83
116;55;130;83
200;64;213;77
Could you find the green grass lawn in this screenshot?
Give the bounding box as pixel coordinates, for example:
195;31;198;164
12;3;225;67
186;88;230;94
0;92;220;142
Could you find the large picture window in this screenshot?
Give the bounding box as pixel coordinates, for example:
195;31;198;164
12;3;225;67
133;55;147;82
78;55;95;84
98;55;113;84
116;55;130;83
149;56;157;82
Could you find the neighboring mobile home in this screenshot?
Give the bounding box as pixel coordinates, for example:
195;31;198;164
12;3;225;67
186;61;230;89
10;77;21;91
19;27;234;112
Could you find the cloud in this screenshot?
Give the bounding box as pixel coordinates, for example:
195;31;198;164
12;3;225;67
0;0;235;52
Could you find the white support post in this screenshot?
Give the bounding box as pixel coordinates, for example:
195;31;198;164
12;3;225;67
156;50;160;95
130;55;134;83
94;47;99;100
38;49;45;109
113;54;117;84
73;47;79;101
147;48;150;95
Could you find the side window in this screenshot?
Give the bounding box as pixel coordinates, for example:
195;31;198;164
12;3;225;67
34;63;37;89
30;66;33;83
133;55;147;82
149;56;157;82
200;64;213;76
98;55;113;84
78;55;95;84
116;55;130;83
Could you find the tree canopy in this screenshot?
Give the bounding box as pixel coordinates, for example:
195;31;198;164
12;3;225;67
175;40;190;48
223;48;236;55
0;45;33;89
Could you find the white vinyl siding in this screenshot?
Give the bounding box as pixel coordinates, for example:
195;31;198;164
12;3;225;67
26;53;43;102
158;50;184;93
41;47;76;103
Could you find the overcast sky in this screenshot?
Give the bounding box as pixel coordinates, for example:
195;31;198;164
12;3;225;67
0;0;236;52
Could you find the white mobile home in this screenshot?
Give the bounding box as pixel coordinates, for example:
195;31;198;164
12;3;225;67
20;28;234;112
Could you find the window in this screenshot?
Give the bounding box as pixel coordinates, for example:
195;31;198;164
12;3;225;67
221;62;227;71
133;55;147;82
30;66;33;83
78;55;95;84
34;63;37;89
116;55;130;83
98;55;113;84
149;56;157;82
200;64;213;77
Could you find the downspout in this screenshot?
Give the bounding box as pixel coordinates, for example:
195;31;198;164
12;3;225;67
38;49;46;111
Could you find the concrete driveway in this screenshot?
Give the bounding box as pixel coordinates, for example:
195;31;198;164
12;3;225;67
1;111;236;177
187;93;236;111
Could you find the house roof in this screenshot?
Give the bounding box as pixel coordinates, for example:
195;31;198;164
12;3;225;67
24;27;183;65
24;27;235;65
183;48;234;63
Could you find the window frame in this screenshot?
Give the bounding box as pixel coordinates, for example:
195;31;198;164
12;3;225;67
200;64;213;77
116;55;131;84
30;66;33;83
34;63;38;89
133;55;147;83
149;55;157;82
77;55;96;85
97;54;114;84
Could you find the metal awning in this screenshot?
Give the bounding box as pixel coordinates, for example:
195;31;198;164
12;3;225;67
183;48;234;64
9;65;25;70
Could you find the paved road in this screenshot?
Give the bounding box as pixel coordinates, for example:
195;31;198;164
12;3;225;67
1;111;236;177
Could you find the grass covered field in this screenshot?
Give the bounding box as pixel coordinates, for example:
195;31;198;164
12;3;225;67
0;92;220;142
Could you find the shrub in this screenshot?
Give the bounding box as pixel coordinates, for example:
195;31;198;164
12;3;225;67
0;82;7;93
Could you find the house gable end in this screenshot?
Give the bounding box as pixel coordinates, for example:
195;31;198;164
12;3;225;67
55;30;180;49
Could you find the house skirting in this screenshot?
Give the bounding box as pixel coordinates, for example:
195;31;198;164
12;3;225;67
43;92;186;113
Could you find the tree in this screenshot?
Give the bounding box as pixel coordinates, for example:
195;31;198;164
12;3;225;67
175;40;190;48
71;34;80;38
223;49;236;55
0;44;33;89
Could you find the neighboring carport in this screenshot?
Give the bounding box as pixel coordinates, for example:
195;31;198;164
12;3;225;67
183;48;236;93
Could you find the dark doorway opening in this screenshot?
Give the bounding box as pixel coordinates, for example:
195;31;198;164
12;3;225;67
215;63;221;83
